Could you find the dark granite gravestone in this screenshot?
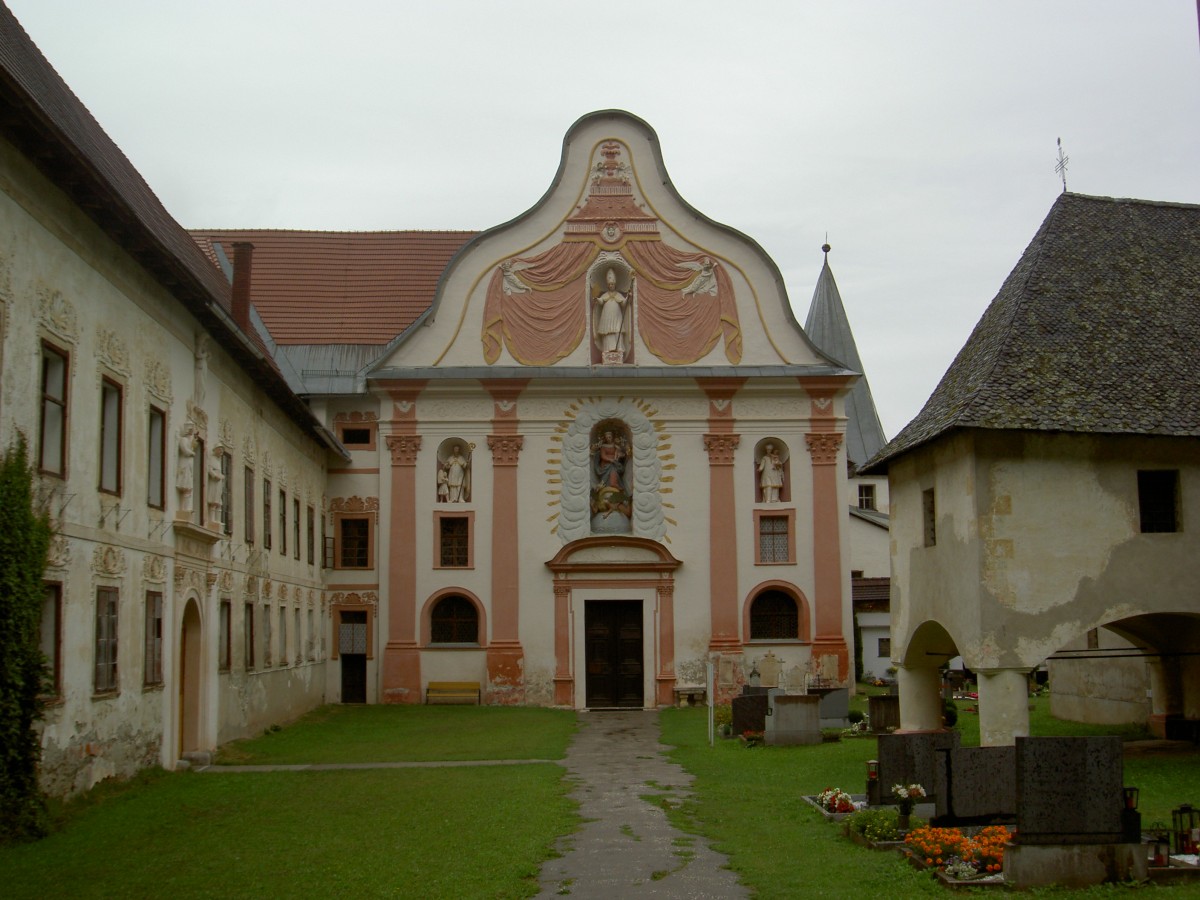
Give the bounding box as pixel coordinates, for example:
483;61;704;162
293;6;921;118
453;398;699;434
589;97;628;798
731;693;769;735
868;694;900;733
1015;736;1124;844
818;688;849;727
932;746;1016;825
877;730;960;802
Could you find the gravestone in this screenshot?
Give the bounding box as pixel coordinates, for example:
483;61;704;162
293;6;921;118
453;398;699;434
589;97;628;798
757;651;782;688
877;730;960;801
765;693;821;745
818;688;849;728
1015;736;1124;844
731;692;769;735
868;694;900;733
783;665;806;693
932;746;1016;825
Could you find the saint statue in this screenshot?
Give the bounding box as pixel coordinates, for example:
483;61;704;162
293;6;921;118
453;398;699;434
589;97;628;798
590;428;631;528
759;443;784;503
176;423;196;512
592;267;630;359
440;444;470;503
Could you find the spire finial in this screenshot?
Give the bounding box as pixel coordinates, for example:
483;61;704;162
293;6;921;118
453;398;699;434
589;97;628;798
1055;137;1069;193
821;233;831;256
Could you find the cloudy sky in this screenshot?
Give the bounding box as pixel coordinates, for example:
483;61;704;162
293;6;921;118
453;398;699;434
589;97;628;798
9;1;1199;437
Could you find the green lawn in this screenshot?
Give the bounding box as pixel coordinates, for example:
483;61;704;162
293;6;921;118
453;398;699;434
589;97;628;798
661;704;1200;897
216;703;577;764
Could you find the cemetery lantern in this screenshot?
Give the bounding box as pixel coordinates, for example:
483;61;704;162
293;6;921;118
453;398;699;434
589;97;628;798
1152;829;1171;867
1172;804;1199;855
1121;786;1141;843
865;759;881;806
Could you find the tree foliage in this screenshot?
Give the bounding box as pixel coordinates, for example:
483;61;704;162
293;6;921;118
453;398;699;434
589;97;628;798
0;434;52;841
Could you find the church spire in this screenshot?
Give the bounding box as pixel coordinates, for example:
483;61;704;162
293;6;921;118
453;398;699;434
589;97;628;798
804;243;888;469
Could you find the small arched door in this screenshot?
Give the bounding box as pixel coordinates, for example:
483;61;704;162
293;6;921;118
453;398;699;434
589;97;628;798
179;599;202;754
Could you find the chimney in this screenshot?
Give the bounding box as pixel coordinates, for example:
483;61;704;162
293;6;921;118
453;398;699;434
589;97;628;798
230;241;254;330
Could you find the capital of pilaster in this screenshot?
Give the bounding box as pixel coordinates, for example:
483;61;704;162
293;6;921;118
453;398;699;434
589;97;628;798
703;433;740;466
488;434;524;466
385;434;422;466
805;432;843;465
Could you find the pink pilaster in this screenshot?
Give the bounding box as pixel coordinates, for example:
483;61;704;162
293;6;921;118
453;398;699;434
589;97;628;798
699;379;745;654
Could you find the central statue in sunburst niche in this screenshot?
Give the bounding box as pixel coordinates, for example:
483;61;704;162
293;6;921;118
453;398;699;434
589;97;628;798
591;264;633;365
590;421;632;533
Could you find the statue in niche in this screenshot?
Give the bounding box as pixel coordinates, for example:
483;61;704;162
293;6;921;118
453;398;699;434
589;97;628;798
758;443;784;503
590;426;631;532
438;443;471;503
207;452;224;525
193;334;210;408
591;266;632;362
176;423;197;512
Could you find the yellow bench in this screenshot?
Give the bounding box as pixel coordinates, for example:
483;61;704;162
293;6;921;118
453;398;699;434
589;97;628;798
425;681;481;705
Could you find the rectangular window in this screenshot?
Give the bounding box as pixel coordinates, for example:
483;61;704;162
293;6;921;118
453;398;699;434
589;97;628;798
147;406;165;508
322;514;331;568
279;606;288;666
144;591;163;686
219;599;232;672
306;608;315;661
244;467;255;544
193;437;206;524
95;587;119;694
1138;470;1179;533
99;378;123;494
878;637;891;658
306;506;315;565
263;479;272;550
293;499;300;560
858;483;876;511
338;517;371;568
244;601;256;670
40;343;68;475
337;422;376;450
758;515;789;563
294;607;301;664
41;583;62;698
221;453;233;536
263;603;272;667
439;517;470;567
279;489;287;556
923;488;937;547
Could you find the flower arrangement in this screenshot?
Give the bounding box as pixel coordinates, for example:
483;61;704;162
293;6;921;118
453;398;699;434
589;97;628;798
740;729;764;747
892;783;927;814
904;825;1012;878
846;807;910;843
816;787;857;814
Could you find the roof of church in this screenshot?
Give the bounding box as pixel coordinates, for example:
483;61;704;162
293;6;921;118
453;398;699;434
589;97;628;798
863;193;1200;473
0;7;342;454
191;230;475;345
803;246;889;469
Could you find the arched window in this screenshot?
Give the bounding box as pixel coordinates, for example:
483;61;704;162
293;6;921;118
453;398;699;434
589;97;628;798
750;590;798;640
430;595;479;644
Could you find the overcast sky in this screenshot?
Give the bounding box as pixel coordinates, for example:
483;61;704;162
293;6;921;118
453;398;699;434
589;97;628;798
9;1;1200;437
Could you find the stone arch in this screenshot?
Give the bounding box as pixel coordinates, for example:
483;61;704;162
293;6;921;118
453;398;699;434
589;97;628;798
900;618;960;669
741;580;810;643
420;587;488;647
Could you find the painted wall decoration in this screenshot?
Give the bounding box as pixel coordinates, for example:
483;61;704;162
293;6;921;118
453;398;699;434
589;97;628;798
482;141;742;366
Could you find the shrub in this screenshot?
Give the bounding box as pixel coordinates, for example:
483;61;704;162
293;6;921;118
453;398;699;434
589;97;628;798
712;705;732;728
847;709;865;725
846;807;904;842
942;699;958;728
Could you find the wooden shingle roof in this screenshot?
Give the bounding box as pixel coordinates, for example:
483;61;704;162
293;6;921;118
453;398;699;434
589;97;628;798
190;230;475;345
864;193;1200;471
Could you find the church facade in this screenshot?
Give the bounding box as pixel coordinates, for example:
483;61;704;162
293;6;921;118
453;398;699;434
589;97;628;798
0;7;861;794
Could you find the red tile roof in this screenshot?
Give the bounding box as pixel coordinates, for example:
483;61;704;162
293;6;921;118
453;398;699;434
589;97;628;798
190;230;476;345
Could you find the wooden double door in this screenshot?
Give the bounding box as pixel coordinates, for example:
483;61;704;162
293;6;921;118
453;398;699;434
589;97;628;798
584;600;644;708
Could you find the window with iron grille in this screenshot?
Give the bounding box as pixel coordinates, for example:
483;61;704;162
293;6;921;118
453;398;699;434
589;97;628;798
1138;470;1179;533
293;499;300;560
41;583;62;697
439;517;470;567
95;587;119;693
144;590;163;686
99;378;123;494
757;515;789;563
263;479;272;550
922;489;937;547
338;517;371;568
244;467;255;544
244;601;255;670
148;406;165;508
221;453;233;535
279;489;287;556
307;506;315;565
749;590;798;640
431;595;479;644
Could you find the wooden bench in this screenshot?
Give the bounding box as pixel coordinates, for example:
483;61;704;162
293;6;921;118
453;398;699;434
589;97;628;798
425;681;481;705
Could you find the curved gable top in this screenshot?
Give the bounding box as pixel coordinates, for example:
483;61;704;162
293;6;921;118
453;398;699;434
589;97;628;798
370;110;837;375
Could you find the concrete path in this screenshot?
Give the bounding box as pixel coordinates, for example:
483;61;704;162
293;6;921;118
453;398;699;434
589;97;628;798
535;710;747;899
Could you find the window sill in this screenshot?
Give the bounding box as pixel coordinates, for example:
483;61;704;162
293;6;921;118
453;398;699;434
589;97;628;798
425;643;483;650
142;683;164;693
433;565;474;571
753;560;796;566
745;638;808;645
91;691;120;701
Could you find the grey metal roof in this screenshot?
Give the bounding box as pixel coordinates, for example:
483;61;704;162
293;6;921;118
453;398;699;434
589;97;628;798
367;364;854;383
849;506;890;529
863;193;1200;473
804;248;889;468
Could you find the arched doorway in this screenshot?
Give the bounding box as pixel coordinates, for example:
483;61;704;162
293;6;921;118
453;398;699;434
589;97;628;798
179;599;202;755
